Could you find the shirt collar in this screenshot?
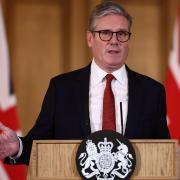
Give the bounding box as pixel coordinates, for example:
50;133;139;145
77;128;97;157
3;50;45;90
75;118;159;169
90;59;128;86
112;65;127;86
90;59;106;87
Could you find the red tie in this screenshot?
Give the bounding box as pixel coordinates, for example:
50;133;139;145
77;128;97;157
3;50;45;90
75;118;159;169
102;74;116;131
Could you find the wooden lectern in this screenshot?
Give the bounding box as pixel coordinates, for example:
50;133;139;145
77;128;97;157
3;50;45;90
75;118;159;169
27;140;180;180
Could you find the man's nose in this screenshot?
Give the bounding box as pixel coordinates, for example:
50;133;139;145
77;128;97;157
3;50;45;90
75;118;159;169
110;33;118;44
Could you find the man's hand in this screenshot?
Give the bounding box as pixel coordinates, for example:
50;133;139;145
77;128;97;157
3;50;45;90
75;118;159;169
0;122;20;160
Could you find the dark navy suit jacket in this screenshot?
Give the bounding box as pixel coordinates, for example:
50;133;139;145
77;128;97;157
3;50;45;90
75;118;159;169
9;64;170;164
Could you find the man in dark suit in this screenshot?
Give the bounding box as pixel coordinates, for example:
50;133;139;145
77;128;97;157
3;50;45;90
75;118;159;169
0;1;170;165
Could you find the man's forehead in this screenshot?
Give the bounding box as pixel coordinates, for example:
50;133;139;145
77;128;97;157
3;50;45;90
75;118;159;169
94;14;129;30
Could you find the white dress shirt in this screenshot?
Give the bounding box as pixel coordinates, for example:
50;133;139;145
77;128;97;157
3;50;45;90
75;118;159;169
89;60;128;135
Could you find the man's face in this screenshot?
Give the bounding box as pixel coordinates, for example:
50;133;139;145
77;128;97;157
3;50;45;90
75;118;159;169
87;14;130;73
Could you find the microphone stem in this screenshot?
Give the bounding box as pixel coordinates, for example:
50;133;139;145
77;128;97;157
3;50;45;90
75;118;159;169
120;102;124;135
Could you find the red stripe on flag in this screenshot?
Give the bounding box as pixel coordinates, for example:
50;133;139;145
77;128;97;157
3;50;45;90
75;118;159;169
178;6;180;64
166;69;180;141
0;106;27;179
0;107;20;131
3;164;27;180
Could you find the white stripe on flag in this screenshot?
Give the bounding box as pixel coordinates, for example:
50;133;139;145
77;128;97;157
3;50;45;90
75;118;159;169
0;162;9;180
0;1;16;110
169;20;180;89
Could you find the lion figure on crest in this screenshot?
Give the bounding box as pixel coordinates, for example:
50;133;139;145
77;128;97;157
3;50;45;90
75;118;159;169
78;140;100;178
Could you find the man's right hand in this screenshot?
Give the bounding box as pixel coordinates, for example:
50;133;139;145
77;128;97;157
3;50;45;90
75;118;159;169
0;122;20;160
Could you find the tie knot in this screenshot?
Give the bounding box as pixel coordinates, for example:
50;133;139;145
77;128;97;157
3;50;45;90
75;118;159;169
106;74;114;83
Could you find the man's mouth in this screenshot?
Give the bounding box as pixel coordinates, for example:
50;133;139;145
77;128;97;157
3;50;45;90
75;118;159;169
108;50;120;54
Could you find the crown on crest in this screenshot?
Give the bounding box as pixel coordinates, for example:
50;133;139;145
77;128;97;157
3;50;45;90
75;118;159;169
98;138;113;153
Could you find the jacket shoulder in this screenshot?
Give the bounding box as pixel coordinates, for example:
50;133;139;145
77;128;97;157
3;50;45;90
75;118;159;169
126;66;165;90
51;64;91;83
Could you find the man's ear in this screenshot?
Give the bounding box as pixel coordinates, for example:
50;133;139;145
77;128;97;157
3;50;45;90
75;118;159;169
86;31;93;48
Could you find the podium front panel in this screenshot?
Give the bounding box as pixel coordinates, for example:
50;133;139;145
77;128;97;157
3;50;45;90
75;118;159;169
27;140;179;180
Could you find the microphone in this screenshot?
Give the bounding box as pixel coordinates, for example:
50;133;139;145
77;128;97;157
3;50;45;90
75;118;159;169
120;102;124;135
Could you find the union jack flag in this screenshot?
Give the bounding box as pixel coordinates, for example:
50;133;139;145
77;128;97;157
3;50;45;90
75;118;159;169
165;6;180;144
0;1;26;179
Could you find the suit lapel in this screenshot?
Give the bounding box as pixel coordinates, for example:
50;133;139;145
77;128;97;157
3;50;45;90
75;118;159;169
124;66;143;138
75;64;91;137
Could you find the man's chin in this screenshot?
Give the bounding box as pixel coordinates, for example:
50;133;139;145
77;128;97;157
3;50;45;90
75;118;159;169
105;63;123;72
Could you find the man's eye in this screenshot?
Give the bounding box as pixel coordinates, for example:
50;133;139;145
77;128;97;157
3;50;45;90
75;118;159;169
117;31;127;36
101;30;111;35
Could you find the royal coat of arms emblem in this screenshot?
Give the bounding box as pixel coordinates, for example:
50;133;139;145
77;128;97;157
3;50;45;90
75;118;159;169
76;130;136;180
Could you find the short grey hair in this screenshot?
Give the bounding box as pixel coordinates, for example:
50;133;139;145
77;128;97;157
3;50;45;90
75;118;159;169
89;1;132;31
